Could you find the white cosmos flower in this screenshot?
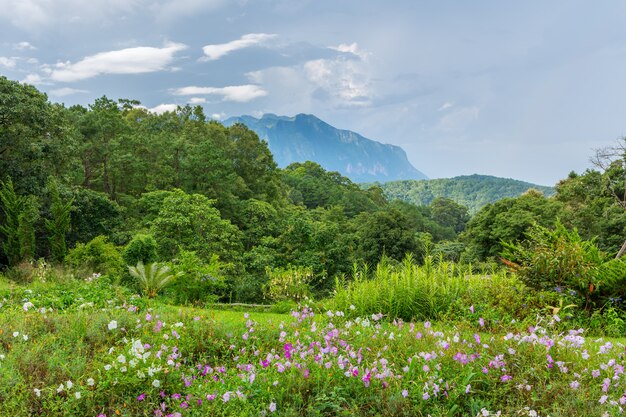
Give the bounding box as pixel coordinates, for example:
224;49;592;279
108;320;118;330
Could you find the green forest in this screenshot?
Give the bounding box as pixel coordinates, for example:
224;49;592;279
2;75;626;305
368;174;556;214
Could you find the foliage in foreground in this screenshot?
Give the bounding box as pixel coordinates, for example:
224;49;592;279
331;256;544;325
501;220;626;310
1;286;626;416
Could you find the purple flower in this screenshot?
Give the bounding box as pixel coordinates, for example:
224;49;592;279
501;375;512;382
137;393;146;401
469;305;474;313
284;343;293;359
402;389;409;398
269;402;277;412
478;317;485;327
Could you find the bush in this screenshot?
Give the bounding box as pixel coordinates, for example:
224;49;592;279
122;233;158;266
128;261;180;298
332;255;473;321
265;265;313;302
501;220;626;309
165;250;227;305
65;236;124;279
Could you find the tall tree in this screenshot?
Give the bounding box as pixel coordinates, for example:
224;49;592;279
45;178;73;263
0;178;39;266
590;139;626;258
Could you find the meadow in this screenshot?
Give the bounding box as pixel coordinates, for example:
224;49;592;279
1;263;626;417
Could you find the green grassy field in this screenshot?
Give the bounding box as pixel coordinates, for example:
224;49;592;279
1;278;626;417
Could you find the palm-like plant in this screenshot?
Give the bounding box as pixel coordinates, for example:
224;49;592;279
128;261;181;298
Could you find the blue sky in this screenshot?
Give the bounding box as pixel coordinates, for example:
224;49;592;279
1;0;625;186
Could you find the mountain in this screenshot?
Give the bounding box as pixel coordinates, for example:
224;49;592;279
223;113;427;183
368;175;556;214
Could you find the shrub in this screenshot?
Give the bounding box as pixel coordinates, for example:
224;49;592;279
265;265;313;302
165;250;227;305
65;236;124;278
128;261;181;298
122;233;158;266
332;255;472;321
501;220;626;309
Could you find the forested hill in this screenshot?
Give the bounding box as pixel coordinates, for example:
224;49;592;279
223;113;428;183
368;175;556;214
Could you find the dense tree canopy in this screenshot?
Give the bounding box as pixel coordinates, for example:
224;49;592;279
1;76;625;301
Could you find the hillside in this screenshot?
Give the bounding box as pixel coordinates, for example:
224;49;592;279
223;113;427;183
369;174;556;214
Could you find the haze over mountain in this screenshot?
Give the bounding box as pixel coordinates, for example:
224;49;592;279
224;113;427;183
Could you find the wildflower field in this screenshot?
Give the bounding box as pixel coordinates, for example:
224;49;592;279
1;276;626;417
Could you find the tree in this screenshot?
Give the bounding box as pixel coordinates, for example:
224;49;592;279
227;123;282;202
429;197;470;234
461;189;564;260
72;97;129;198
45;178;73;263
66;187;124;247
590;139;626;258
555;170;626;256
0;77;79;195
18;195;39;262
0;178;39;266
150;189;243;262
353;208;420;266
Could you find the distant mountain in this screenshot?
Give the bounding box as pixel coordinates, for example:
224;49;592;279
368;175;556;214
223;113;427;183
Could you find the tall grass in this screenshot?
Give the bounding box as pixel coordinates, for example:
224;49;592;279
332;255;509;321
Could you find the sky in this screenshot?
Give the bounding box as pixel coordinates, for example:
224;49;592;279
1;0;625;186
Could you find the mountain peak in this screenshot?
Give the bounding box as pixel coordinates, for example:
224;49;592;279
223;113;427;183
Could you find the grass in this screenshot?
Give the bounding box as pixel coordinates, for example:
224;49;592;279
2;281;626;416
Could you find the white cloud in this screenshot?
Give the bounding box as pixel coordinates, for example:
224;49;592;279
246;55;373;110
172;85;267;102
14;41;36;50
22;74;42;84
49;87;89;97
329;43;370;61
188;97;207;104
0;57;16;68
148;104;178;114
201;33;277;61
211;112;226;120
438;101;453;111
50;42;187;82
304;58;371;106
